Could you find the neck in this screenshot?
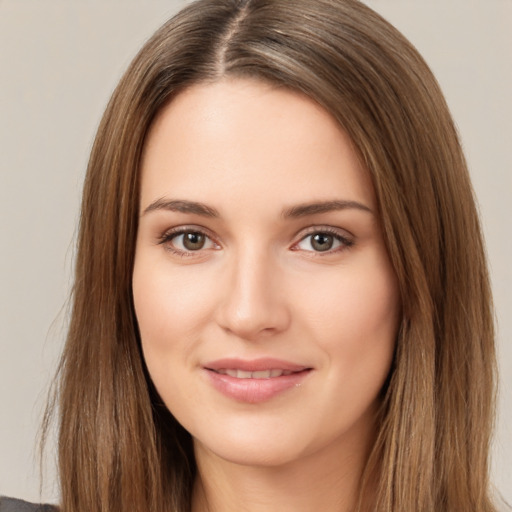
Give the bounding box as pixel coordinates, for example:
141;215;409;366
191;425;377;512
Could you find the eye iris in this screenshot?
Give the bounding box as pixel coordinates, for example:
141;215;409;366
183;232;205;250
311;233;334;251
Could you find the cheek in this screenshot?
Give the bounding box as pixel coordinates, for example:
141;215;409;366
298;258;398;337
296;254;399;385
294;262;399;439
133;267;206;414
132;259;218;392
133;258;216;340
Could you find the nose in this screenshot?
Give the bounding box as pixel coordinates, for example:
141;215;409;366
215;249;291;341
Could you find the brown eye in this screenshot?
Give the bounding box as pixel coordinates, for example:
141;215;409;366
310;233;334;252
182;232;206;250
294;229;353;254
162;229;217;254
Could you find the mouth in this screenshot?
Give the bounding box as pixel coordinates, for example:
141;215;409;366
208;368;306;379
203;358;313;403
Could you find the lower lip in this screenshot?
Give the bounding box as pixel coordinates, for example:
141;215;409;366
205;369;312;404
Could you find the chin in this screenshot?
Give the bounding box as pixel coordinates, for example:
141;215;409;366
188;413;310;467
196;434;308;468
188;398;381;471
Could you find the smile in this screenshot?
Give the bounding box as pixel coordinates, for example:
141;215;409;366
212;368;296;379
203;358;313;403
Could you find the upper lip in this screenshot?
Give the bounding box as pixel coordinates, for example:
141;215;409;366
204;358;310;372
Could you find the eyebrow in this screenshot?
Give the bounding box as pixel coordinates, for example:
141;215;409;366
282;200;373;218
142;198;220;217
142;198;372;218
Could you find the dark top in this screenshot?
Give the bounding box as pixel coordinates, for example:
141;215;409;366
0;498;57;512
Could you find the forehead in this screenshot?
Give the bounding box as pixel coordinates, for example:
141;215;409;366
139;78;375;214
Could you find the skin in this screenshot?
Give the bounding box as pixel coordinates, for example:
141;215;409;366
133;78;400;512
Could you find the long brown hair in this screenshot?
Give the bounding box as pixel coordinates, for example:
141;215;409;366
45;1;497;511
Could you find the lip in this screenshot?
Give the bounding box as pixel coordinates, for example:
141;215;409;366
203;358;313;404
204;357;309;373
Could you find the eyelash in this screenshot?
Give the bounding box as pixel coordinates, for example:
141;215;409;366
157;226;354;257
157;227;219;257
292;227;354;255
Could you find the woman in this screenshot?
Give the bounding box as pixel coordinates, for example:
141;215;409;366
1;0;501;511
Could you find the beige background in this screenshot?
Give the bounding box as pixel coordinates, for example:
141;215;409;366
1;0;510;505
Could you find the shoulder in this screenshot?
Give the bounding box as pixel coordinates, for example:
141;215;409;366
0;498;57;512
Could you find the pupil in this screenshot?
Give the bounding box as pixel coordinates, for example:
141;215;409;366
312;233;333;252
183;232;205;250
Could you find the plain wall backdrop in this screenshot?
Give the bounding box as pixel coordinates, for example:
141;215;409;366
1;0;511;505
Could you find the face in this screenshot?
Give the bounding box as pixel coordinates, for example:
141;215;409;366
133;79;400;468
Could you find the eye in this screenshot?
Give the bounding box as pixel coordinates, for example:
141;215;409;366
159;228;218;254
294;229;353;253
